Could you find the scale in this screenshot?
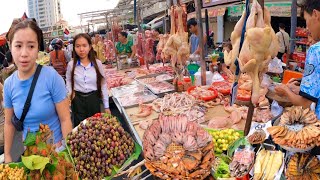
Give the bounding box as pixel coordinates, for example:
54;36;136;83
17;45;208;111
117;55;140;70
105;58;116;68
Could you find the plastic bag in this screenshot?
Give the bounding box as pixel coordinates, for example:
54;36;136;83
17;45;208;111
261;74;272;88
211;72;225;83
271;100;283;117
55;140;66;153
268;57;283;74
229;146;255;178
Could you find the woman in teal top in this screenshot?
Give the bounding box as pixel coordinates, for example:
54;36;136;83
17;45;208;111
3;20;72;163
116;32;136;60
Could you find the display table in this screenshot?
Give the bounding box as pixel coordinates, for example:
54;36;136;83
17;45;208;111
112;96;247;147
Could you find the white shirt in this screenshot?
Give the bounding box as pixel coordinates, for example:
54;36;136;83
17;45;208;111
66;59;109;108
276;29;290;53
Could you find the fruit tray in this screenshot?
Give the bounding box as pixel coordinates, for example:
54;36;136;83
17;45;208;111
65;114;142;180
205;128;244;155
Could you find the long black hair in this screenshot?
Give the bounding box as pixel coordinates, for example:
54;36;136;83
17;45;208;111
71;33;104;99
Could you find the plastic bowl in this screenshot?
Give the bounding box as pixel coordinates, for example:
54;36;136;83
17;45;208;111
187;86;218;101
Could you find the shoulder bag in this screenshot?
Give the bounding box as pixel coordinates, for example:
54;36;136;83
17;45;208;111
11;65;42;131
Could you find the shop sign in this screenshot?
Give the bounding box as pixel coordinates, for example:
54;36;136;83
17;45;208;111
187;7;226;19
208;7;226;17
203;0;238;8
228;2;301;17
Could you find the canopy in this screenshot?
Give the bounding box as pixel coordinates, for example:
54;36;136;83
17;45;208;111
147;14;165;29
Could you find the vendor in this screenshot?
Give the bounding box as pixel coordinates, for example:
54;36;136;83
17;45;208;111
217;42;233;79
4;19;72;163
187;18;207;56
66;33;110;127
275;0;320;118
92;34;106;63
116;32;136;60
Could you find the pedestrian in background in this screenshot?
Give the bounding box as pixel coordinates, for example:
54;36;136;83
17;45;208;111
66;33;110;127
276;23;290;60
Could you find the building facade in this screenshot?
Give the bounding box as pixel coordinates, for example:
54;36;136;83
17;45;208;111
28;0;62;29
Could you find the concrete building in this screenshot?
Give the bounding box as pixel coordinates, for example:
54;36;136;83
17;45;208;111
28;0;62;29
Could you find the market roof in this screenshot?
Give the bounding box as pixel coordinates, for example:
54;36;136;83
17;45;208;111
78;0;166;24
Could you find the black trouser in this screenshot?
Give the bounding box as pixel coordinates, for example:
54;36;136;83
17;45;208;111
71;91;100;127
277;52;284;60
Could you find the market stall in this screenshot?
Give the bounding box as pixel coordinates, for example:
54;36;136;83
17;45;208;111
108;0;320;179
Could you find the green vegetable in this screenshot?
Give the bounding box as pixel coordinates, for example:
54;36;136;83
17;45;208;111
227;137;250;158
104;142;142;180
46;155;58;174
23;132;37;146
37;142;47;151
214;158;230;179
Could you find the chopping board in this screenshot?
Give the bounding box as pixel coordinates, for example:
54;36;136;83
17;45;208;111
203;105;246;130
124;104;159;124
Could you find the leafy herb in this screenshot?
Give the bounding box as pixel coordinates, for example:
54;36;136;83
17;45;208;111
23;132;37;146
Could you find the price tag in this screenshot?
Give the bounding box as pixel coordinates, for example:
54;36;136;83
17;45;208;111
230;58;240;106
230;82;238;105
247;121;272;139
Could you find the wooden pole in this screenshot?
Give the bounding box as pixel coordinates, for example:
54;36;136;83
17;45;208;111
290;0;297;61
244;0;264;136
194;0;206;86
134;0;137;25
205;9;209;44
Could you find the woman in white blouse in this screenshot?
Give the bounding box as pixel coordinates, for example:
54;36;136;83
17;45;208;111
66;33;110;127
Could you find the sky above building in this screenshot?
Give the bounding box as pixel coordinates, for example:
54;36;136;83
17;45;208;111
0;0;119;34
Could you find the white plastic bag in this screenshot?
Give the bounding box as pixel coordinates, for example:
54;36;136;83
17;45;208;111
268;57;284;74
261;74;273;88
271;100;283;118
211;72;225;83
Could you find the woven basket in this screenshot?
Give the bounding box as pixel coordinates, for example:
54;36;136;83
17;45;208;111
145;142;214;180
143;116;215;179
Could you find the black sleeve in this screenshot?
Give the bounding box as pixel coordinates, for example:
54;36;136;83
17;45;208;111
299;90;318;103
